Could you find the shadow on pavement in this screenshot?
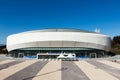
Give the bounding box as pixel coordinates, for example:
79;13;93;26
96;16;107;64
23;67;68;80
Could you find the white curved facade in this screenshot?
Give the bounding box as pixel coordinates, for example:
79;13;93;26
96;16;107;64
7;29;111;52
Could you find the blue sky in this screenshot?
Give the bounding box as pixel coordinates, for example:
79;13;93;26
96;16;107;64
0;0;120;44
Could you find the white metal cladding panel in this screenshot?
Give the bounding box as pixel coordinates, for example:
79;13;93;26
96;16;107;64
49;41;63;47
7;32;110;45
7;41;109;51
7;32;111;51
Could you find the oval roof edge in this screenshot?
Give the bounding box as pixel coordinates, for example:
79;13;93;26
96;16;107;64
25;28;96;33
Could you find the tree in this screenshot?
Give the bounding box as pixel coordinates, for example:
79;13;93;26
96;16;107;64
112;36;120;48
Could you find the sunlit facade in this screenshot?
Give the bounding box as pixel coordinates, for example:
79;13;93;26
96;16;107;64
7;28;111;59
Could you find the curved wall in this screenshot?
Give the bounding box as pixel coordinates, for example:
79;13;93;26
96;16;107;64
7;31;111;52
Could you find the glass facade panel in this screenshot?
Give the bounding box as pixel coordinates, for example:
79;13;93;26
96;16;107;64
9;47;107;59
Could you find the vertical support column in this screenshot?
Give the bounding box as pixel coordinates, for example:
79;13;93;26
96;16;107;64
36;54;38;59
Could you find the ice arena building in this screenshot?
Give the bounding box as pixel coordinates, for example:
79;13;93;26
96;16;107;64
7;28;111;59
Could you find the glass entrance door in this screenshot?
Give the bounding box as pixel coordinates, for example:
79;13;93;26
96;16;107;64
18;53;24;58
90;53;97;58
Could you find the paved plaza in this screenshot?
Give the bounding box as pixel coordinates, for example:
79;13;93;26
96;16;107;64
0;59;120;80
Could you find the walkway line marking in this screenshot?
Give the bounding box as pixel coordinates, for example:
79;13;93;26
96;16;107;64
32;61;61;80
75;61;119;80
0;60;15;65
0;60;38;80
98;60;120;69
